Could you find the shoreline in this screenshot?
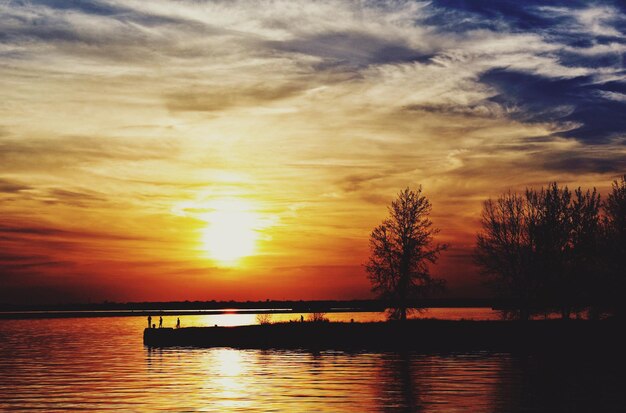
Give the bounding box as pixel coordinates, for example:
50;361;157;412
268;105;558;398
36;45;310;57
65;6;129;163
143;319;624;351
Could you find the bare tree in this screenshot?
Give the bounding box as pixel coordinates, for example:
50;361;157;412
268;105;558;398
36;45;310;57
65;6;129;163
604;175;626;317
475;192;538;320
366;187;447;321
568;187;602;316
527;183;573;318
476;182;608;319
605;175;626;244
256;313;273;325
307;312;328;322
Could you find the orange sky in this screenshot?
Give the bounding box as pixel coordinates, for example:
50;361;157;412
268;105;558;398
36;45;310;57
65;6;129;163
1;1;624;304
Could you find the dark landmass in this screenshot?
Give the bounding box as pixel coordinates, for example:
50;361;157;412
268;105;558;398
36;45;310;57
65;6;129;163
0;298;500;320
143;319;625;351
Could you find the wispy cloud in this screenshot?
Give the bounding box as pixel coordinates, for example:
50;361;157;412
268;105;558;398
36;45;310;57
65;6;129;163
1;0;624;303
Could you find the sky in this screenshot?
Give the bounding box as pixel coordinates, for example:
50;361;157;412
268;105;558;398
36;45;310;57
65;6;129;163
1;0;625;305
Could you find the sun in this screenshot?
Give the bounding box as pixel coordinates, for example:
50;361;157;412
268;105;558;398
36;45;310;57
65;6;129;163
200;199;261;265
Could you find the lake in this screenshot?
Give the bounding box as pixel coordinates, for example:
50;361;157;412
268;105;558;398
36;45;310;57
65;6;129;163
0;310;622;412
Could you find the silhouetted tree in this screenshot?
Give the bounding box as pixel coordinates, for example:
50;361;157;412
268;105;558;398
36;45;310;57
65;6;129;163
256;313;273;325
475;192;537;320
366;187;447;320
307;312;328;322
605;175;626;250
476;183;603;319
568;187;602;316
527;183;573;318
603;175;626;317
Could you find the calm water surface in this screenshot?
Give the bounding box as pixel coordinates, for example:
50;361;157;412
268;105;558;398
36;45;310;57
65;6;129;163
0;311;622;412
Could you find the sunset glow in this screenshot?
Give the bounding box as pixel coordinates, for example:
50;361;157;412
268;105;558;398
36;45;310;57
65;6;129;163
1;2;624;412
0;0;624;304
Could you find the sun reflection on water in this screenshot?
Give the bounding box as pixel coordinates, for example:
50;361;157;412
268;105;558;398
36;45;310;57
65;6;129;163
2;317;621;412
202;348;252;410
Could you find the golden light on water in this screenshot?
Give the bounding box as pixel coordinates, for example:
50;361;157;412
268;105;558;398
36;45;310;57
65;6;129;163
204;348;252;410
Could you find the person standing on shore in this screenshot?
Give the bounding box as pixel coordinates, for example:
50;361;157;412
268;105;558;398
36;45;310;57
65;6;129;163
159;316;163;328
148;315;152;328
176;318;180;329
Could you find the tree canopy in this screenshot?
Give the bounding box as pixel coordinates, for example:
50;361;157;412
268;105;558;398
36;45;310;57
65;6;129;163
475;178;624;319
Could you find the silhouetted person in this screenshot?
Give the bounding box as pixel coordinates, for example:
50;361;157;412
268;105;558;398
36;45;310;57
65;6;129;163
301;315;304;322
148;315;152;328
159;316;163;328
176;318;180;329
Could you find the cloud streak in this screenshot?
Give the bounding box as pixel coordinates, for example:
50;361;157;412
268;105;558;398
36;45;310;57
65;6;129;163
0;0;624;303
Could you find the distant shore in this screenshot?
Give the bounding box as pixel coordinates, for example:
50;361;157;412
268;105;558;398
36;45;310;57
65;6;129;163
0;298;501;320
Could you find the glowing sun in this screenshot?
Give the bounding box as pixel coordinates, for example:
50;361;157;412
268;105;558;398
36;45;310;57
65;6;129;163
200;199;261;265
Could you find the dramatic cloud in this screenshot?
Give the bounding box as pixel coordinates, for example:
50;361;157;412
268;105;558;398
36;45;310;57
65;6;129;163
0;0;624;303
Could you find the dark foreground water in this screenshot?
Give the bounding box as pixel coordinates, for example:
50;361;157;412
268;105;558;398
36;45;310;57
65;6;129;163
0;311;623;412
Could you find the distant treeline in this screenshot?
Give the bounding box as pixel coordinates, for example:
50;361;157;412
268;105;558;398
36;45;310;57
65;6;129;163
475;176;626;320
0;298;499;314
